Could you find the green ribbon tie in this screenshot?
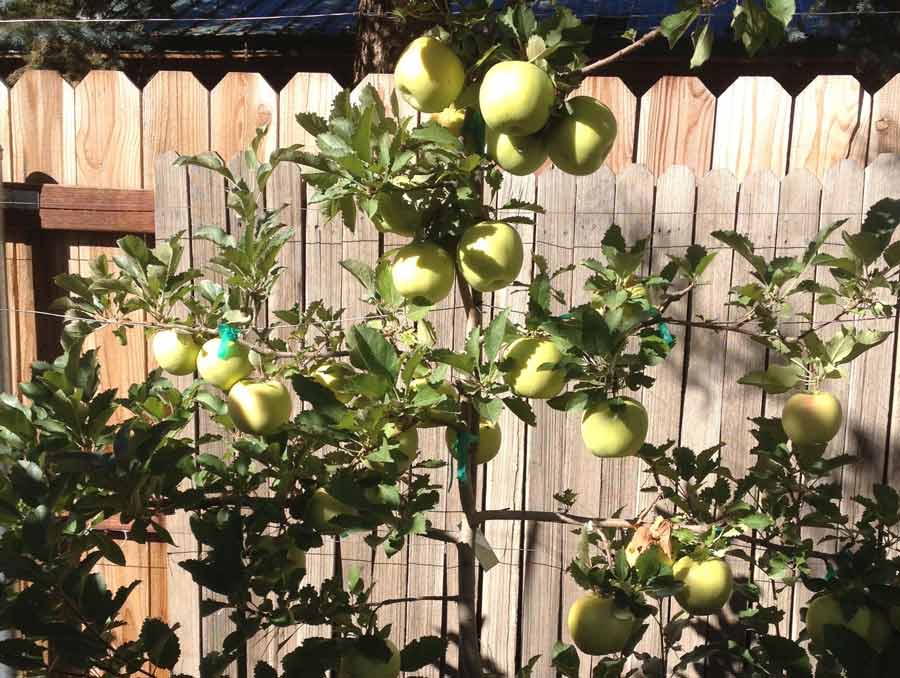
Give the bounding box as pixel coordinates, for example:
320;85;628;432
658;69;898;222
217;323;240;359
648;308;675;347
557;312;575;321
824;565;837;582
451;430;478;484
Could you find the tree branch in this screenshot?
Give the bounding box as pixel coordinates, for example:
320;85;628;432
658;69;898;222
580;27;663;76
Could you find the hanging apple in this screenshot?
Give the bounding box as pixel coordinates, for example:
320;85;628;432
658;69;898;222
547;96;617;176
580;397;648;458
394;36;465;113
502;336;567;399
152;330;200;376
456;221;524;292
567;593;636;655
479;61;555;136
196;338;252;390
485;128;548;176
390;242;456;304
227;380;293;435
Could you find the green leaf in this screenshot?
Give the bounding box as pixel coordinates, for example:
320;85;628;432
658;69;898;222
93;531;126;566
551;642;580;677
883;241;900;267
738;363;803;394
740;513;774;530
712;230;768;281
339;259;376;293
484;309;511;364
347;325;400;384
766;0;795;27
140;618;181;670
411;123;463;148
660;7;700;48
690;21;713;69
254;661;278;678
504;396;536;426
316;132;356;159
400;636;446;671
0;638;44;669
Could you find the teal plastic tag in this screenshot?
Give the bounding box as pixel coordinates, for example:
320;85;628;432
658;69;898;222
647;308;675;347
824;566;837;582
451;430;478;484
218;323;239;359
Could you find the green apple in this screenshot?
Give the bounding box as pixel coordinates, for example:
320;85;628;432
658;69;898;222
430;104;466;136
196;338;252;390
673;556;733;615
485;128;547;176
503;337;567;399
390;242;456;304
372;190;420;237
394;36;465;113
338;638;401;678
567;593;636;656
313;362;354;404
782;391;842;446
581;398;649;458
227;379;293;434
457;221;524;292
806;594;889;651
547;96;617;176
305;488;358;534
410;378;458;427
445;419;502;464
152;330;200;376
479;61;555;136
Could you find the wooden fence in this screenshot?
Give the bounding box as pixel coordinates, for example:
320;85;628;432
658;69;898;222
3;68;900;676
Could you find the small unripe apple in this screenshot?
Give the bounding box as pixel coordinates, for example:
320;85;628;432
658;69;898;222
152;330;200;376
479;61;555;136
410;378;458;428
338;638;401;678
305;488;358;534
373;190;420;237
782;391;842;446
196;338;252;390
313;362;354;404
485;128;547;176
394;37;465;113
445;419;502;464
581;398;648;458
391;242;456;304
806;594;889;652
457;221;524;292
567;593;636;655
503;337;567;399
227;380;293;434
546;96;617;176
430;105;466;136
673;556;733;615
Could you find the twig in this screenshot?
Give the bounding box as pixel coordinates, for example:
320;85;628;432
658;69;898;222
580;27;662;75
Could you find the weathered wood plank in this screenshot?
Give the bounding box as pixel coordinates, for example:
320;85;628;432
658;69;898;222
789;75;871;178
870;75;900;158
210;73;278;162
636;77;715;177
74;71;142;189
0;81;10;180
9;70;75;183
142;71;210;188
712;76;791;179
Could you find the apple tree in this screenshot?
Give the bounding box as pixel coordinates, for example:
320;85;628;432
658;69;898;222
2;2;900;678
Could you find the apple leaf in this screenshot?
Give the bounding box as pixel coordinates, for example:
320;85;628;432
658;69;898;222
660;7;700;48
550;642;580;677
401;635;446;671
140;618;180;670
339;259;375;293
346;325;400;384
689;21;713;69
737;364;803;394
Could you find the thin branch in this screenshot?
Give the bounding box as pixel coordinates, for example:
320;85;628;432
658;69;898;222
580;27;662;75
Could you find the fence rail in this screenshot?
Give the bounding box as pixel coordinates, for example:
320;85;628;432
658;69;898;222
2;68;900;677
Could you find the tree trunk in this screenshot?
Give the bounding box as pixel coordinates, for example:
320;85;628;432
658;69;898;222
353;0;415;82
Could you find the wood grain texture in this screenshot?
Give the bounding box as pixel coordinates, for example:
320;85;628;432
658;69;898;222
789;75;872;178
154;152;201;675
519;163;578;676
278;72;343;148
210;72;278;162
0;81;10;180
637;77;715;177
573;78;637;173
869;75;900;159
9;70;75;183
480;170;536;677
74;71;142;189
142;71;210;188
712;77;791;179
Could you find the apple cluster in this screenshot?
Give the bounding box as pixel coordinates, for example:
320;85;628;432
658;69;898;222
395;36;618;177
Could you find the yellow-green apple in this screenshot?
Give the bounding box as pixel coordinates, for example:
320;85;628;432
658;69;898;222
152;330;200;376
410;378;458;427
485;128;547;176
503;337;567;399
305;488;358;534
546;96;617;176
782;391;842;446
338;638;401;678
673;556;733;615
373;190;420;237
196;338;252;390
806;594;889;651
457;221;524;292
445;419;502;464
313;362;354;404
479;61;555;136
394;36;465;113
227;379;293;434
390;242;456;304
581;397;649;458
430;104;466;135
567;593;636;655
